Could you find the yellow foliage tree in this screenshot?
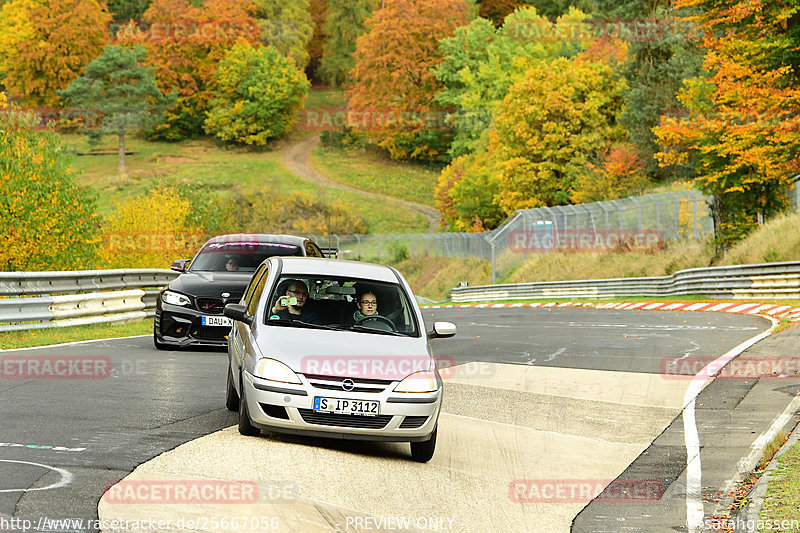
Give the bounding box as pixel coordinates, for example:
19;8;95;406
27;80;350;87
99;187;204;269
0;0;40;81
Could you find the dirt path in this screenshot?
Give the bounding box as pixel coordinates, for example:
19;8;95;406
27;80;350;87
282;134;441;233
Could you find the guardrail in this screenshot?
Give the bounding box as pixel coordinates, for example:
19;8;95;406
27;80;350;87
0;269;178;332
450;261;800;302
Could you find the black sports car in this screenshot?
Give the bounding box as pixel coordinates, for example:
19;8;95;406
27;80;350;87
154;234;325;349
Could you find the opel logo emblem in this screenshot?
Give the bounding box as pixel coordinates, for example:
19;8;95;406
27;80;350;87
222;292;230;298
342;379;355;392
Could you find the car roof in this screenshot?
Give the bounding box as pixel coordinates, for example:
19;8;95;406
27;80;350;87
275;257;399;283
204;234;311;246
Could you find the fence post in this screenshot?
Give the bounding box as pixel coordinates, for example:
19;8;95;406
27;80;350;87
491;240;496;284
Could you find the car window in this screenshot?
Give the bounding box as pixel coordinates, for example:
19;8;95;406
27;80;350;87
189;241;303;272
242;264;268;308
247;267;270;317
264;274;420;336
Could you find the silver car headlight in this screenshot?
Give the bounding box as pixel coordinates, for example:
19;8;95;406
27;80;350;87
162;290;191;307
394;371;439;393
254;358;302;385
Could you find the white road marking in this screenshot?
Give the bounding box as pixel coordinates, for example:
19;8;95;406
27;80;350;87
681;316;777;533
0;459;73;492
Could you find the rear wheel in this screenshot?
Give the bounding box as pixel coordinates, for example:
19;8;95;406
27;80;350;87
225;360;239;411
410;428;437;463
238;377;260;437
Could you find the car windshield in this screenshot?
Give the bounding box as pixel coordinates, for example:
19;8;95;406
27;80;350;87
265;275;420;337
188;241;303;272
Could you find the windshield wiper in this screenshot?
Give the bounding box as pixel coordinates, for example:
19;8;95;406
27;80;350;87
349;325;405;336
266;319;331;330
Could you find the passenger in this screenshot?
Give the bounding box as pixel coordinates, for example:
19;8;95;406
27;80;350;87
354;292;379;322
270;280;323;324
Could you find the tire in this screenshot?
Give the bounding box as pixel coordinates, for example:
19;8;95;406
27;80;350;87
225;359;240;412
238;377;260;437
410;428;437;463
153;326;168;351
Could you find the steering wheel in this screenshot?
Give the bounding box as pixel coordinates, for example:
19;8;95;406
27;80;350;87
354;314;395;331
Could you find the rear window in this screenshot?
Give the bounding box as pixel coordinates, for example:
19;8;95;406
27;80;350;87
188;242;303;272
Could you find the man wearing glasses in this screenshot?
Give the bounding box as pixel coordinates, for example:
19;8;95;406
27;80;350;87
270;280;323;324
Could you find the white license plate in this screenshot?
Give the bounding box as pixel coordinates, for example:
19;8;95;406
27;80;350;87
201;315;232;327
313;397;379;417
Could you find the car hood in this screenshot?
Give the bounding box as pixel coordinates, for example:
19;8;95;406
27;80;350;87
169;271;252;299
254;329;432;380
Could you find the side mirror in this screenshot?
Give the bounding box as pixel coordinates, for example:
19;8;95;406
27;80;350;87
171;259;190;273
428;321;456;340
224;303;252;326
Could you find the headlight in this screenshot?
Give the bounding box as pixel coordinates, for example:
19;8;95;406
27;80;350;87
394;371;439;393
253;358;302;385
162;290;191;307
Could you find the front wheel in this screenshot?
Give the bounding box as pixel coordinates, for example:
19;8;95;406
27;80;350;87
225;359;239;411
238;377;260;437
153;326;168;351
410;428;437;463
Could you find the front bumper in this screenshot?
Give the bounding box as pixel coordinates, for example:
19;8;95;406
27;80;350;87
154;303;231;348
242;371;441;442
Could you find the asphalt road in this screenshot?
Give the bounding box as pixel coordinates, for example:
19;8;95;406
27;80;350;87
0;307;772;532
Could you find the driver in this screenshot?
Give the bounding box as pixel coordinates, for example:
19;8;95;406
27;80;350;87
270;280;323;324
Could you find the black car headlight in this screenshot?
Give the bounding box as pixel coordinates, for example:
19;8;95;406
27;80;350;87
162;290;191;307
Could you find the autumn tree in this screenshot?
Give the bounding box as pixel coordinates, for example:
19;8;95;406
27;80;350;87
348;0;474;161
654;0;800;249
0;98;100;271
317;0;378;87
571;143;650;203
60;45;175;173
436;6;590;157
492;53;627;213
107;0;150;22
0;0;39;87
116;0;259;139
307;0;327;78
4;0;111;106
204;42;309;145
250;0;314;69
435;150;505;231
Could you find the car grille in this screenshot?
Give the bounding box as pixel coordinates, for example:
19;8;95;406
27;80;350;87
191;326;229;342
298;409;392;429
399;416;428;429
305;375;393;394
196;297;225;314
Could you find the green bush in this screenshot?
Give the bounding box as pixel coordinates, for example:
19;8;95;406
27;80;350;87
204;42;310;145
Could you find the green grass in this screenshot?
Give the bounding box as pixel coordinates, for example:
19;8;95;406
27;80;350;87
310;143;442;207
760;436;800;530
0;319;152;350
62;133;427;233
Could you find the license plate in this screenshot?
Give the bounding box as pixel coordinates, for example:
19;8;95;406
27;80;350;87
201;315;232;327
313;397;379;417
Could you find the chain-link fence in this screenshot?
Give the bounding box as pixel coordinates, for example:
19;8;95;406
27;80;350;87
311;190;713;282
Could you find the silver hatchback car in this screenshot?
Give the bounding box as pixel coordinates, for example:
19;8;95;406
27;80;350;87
223;257;456;462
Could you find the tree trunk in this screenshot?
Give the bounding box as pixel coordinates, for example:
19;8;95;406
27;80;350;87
118;133;126;174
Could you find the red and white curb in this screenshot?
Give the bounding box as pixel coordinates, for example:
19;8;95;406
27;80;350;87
422;301;800;322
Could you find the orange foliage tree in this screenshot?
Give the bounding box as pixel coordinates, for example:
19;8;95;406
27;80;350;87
347;0;473;161
115;0;259;139
4;0;111;106
654;0;800;248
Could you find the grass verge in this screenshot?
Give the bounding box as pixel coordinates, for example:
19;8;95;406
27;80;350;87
0;319;152;350
760;436;800;527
